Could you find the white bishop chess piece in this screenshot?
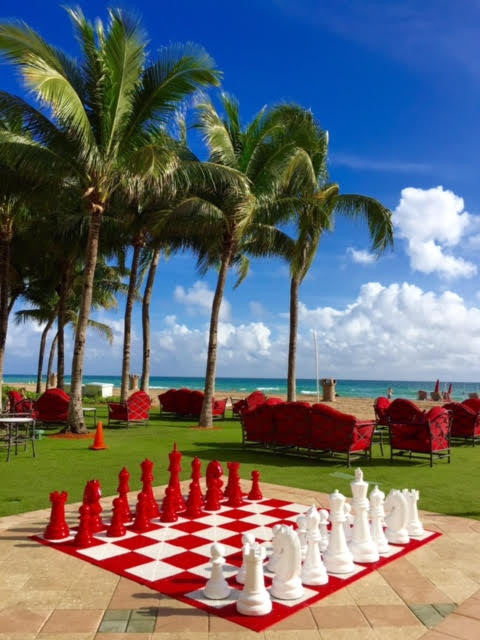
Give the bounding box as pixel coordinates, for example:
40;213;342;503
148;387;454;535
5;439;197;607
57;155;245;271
270;524;304;599
384;489;409;544
236;532;255;584
301;506;328;585
343;502;354;542
236;541;272;616
369;485;390;554
204;543;231;600
323;490;355;574
296;515;308;560
318;509;329;552
402;489;425;538
349;468;379;563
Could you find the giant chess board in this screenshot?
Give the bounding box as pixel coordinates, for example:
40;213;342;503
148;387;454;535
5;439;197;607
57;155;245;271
32;495;440;632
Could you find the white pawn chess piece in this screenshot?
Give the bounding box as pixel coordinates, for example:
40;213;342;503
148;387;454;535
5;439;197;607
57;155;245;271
323;490;355;574
301;506;328;585
204;543;231;600
270;525;304;599
318;508;329;552
343;502;354;542
236;541;272;616
369;485;390;554
266;524;281;571
349;468;379;563
384;489;409;544
236;532;255;584
296;515;308;560
402;489;425;538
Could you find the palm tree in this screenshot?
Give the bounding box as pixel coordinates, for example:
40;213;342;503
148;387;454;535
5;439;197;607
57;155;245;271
0;7;221;431
140;246;161;392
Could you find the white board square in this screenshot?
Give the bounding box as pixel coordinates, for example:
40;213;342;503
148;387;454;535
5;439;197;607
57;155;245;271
188;561;239;580
243;514;278;526
194;542;238;558
126;559;180;582
142;527;184;542
77;543;128;561
241;502;279;514
194;526;236;542
281;502;311;514
195;514;234;527
93;529;136;543
136;541;182;560
246;526;274;541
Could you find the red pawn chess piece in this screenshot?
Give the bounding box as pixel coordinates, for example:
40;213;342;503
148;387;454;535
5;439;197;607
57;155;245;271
184;479;205;518
117;467;132;522
167;442;186;512
206;460;224;499
141;458;160;518
83;479;105;532
247;470;263;500
44;490;70;540
107;497;127;538
225;475;245;507
160;486;178;523
131;492;153;532
205;477;222;511
74;504;94;547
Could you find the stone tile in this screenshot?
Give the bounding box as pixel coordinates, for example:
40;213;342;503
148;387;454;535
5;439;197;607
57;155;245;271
311;605;369;629
434;612;480;639
379;559;452;604
433;603;457;617
311;589;356;607
455;599;480;620
94;634;151;640
318;629;376;640
0;634;37;640
360;605;424;628
371;627;426;640
38;634;96;640
208;614;256;633
208;631;266;640
127;608;158;633
418;632;462;639
108;577;163;609
41;608;104;633
151;634;209;640
269;607;317;630
346;573;404;605
154;599;208;633
0;607;52;633
265;632;320;640
409;605;444;628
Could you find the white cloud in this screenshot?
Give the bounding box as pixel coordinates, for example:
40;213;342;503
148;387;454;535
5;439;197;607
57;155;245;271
393;186;477;279
174;280;231;321
347;248;376;264
249;301;267;318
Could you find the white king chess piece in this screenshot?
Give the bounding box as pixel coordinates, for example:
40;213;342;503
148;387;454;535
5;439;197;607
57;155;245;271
270;525;304;599
236;541;272;616
402;489;425;538
369;485;390;554
204;543;231;600
349;468;379;563
318;509;329;553
301;506;328;586
236;532;255;584
384;489;410;544
323;490;355;574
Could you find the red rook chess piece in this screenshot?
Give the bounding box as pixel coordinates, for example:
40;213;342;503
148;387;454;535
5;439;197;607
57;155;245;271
247;470;263;500
44;490;70;540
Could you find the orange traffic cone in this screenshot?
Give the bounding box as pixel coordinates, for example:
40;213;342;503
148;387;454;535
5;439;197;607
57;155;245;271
89;422;108;450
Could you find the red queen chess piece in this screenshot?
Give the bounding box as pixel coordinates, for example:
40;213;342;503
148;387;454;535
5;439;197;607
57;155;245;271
44;490;70;540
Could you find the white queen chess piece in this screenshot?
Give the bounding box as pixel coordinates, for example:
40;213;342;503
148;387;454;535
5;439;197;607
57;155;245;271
402;489;425;538
236;532;255;584
204;542;231;600
236;541;272;616
301;506;329;585
369;485;390;554
270;524;304;599
323;490;355;574
384;489;410;544
349;468;379;563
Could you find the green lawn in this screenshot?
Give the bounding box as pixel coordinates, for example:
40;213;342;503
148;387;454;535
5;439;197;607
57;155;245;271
1;406;478;520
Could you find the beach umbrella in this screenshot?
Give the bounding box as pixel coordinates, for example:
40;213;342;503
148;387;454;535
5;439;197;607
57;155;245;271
447;383;452;395
434;379;440;393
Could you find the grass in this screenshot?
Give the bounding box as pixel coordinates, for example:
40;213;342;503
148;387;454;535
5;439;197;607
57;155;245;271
1;406;478;520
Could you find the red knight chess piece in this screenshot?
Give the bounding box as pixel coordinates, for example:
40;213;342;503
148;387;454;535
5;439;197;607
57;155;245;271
167;443;186;512
141;458;160;518
83;479;105;532
44;490;70;540
117;467;132;522
248;470;263;500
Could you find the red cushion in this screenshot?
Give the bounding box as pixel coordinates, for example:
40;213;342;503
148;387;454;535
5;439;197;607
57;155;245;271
212;398;227;416
310;404;373;453
243;402;276;443
158;389;178;412
385;398;425;424
374;397;391;424
444;402;480;438
272;402;311;447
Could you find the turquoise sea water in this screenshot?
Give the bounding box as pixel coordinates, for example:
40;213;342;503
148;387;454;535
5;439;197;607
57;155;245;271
3;374;478;401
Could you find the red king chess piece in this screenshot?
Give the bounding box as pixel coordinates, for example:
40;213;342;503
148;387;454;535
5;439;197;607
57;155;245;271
160;486;178;523
83;479;105;532
141;458;160;518
44;490;70;540
131;491;153;532
117;467;132;522
247;470;263;500
107;497;127;537
167;443;186;512
73;504;94;547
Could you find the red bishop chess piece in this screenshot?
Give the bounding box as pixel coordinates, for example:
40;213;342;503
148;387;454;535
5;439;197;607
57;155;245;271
206;460;224;500
247;470;263;500
117;467;132;522
44;490;70;540
131;491;154;532
107;497;127;537
83;479;105;532
225;473;245;507
167;443;186;512
205;477;222;511
141;458;160;518
73;504;94;547
160;486;178;523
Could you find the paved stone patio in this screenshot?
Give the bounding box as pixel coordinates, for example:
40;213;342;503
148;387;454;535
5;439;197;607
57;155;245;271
0;481;479;639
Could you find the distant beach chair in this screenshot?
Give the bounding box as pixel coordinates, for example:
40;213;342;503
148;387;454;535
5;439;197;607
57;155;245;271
373;397;391;456
36;388;70;425
107;390;152;428
417;390;428;401
430;379;442;401
444;401;480;446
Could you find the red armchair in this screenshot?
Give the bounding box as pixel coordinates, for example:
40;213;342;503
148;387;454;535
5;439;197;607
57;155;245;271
232;391;267;417
444;402;480;446
373;397;391;456
36;388;70;425
107;390;152;428
7;390;38;418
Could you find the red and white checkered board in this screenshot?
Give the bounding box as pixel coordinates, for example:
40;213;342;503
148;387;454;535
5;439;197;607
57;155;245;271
32;497;440;633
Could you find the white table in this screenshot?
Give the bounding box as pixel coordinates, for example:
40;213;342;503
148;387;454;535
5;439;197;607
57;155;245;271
0;416;36;461
82;407;97;427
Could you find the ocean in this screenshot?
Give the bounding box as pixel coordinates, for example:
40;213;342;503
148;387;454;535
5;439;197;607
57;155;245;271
3;374;478;401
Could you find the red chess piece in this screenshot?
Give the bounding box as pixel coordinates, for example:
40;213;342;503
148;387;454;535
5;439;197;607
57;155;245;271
224;461;242;500
141;458;160;518
206;460;224;499
205;477;222;511
117;467;132;522
160;486;178;523
83;479;105;532
225;476;245;507
131;492;153;532
191;457;204;500
44;490;70;540
167;443;186;512
248;470;263;500
107;497;127;537
184;479;205;518
74;504;94;547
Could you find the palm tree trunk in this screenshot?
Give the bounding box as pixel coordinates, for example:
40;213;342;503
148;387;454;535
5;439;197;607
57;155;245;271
36;316;55;393
57;268;68;390
0;228;12;410
120;242;141;403
141;248;160;392
199;241;233;427
68;207;103;433
287;276;300;402
46;331;58;389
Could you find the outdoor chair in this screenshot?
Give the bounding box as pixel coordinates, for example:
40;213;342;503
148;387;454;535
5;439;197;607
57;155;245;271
241;398;283;447
158;389;178;414
36;388;70;425
232;391;267;417
373;396;391;456
444;402;480;446
107;390;152;428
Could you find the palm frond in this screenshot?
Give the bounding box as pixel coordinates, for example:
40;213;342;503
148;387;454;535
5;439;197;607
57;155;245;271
335;194;394;253
86;318;114;344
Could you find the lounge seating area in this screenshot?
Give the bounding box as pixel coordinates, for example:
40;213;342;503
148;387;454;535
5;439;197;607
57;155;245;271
107;390;152;428
158;388;228;419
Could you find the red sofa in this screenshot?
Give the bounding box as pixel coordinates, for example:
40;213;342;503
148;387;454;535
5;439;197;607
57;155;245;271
158;388;227;419
444;402;480;446
384;399;451;466
241;400;375;466
232;391;267;417
108;390;152;428
36;388;70;425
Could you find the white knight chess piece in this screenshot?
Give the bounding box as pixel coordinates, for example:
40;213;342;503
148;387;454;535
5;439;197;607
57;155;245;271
204;543;231;600
323;490;355;574
343;502;354;542
270;525;304;599
349;468;379;563
384;489;410;544
236;541;272;616
266;524;281;572
403;489;424;538
369;485;390;554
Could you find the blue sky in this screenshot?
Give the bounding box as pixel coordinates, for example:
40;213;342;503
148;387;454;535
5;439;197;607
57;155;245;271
2;1;480;381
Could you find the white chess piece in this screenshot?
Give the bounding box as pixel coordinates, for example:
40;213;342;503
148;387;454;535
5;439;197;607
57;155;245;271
296;515;308;560
343;502;353;542
323;490;355;574
236;541;272;616
236;532;255;584
369;485;390;554
318;509;329;552
349;468;379;563
270;525;304;599
402;489;425;538
266;524;281;571
384;489;409;544
204;543;231;600
301;506;328;585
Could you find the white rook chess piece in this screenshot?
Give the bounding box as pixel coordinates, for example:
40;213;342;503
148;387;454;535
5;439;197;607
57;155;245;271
323;490;355;574
236;532;255;584
349;468;379;563
384;489;409;544
296;515;308;560
204;543;230;600
369;485;390;554
270;525;304;599
343;502;354;542
236;541;272;616
301;506;328;585
403;489;424;538
318;508;329;552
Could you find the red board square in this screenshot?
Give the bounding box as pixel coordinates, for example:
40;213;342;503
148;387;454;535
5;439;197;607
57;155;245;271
115;535;158;551
264;508;298;519
102;551;153;573
260;498;291;508
163;550;208;570
172;520;209;534
220;520;258;534
221;509;252;519
221;533;244;548
169;534;211;550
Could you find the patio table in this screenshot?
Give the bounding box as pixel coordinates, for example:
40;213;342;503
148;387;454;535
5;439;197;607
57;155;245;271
0;416;36;461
